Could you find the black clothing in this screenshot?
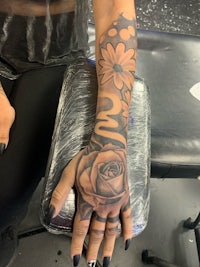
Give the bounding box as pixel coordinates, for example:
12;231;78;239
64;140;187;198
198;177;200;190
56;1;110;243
0;0;89;79
0;65;68;229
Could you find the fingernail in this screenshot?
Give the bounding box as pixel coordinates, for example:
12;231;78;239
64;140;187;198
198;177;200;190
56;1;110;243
125;239;131;250
103;257;110;267
0;143;6;155
88;260;96;267
73;254;80;267
45;205;55;225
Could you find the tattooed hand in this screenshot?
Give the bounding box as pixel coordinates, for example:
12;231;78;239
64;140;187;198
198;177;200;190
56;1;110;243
49;141;132;266
49;6;137;267
77;143;129;215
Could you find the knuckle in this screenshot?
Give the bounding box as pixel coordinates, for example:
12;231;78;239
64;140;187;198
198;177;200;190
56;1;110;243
123;207;133;217
0;120;9;131
91;234;104;244
105;227;118;237
0;113;13;123
0;136;8;143
0;119;12;132
123;227;133;237
74;225;88;237
51;189;63;202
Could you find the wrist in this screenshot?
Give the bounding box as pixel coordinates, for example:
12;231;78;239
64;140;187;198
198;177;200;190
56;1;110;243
93;93;128;149
91;126;128;151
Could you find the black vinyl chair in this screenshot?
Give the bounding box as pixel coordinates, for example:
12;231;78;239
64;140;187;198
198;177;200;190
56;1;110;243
137;30;200;267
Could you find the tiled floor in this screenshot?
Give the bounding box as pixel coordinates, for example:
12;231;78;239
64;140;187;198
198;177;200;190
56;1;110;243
11;179;200;267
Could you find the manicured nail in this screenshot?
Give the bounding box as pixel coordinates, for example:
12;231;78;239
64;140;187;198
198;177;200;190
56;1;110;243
73;254;80;267
0;143;6;155
88;260;96;267
103;257;110;267
125;239;131;250
45;205;55;225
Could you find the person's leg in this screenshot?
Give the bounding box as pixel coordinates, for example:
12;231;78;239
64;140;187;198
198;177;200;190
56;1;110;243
0;65;67;267
0;65;67;231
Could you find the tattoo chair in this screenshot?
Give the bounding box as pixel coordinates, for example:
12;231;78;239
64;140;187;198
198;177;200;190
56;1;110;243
136;30;200;266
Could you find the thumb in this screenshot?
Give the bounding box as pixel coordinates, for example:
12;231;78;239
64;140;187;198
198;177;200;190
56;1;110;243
0;105;15;151
0;125;11;149
49;151;83;218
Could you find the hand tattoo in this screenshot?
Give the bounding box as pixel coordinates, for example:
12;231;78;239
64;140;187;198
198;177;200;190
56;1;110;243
76;143;129;219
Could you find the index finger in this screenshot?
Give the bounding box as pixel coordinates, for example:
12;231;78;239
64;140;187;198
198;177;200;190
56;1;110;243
50;151;82;217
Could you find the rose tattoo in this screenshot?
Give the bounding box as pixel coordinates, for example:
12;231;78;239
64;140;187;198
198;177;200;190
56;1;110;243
76;144;129;219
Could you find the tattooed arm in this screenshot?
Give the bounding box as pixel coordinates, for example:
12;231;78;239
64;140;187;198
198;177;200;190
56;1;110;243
0;83;15;153
93;2;137;149
49;0;137;266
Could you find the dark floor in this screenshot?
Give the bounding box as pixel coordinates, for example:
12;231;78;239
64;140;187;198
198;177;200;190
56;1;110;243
12;179;200;267
9;1;200;267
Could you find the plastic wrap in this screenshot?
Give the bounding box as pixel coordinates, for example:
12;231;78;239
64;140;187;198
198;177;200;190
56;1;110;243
40;58;151;237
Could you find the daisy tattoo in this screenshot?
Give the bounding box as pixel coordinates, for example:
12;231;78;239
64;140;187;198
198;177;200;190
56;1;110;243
98;13;137;92
99;42;135;90
93;13;137;148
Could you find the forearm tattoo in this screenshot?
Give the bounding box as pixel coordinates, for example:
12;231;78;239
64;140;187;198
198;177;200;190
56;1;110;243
93;13;137;149
76;13;136;221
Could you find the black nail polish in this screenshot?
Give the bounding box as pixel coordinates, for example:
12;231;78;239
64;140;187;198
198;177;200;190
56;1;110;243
103;257;110;267
73;254;80;267
0;143;6;155
45;205;55;225
125;239;131;250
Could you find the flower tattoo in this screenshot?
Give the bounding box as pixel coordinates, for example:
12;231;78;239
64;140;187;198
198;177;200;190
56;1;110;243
76;144;129;218
99;42;136;90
